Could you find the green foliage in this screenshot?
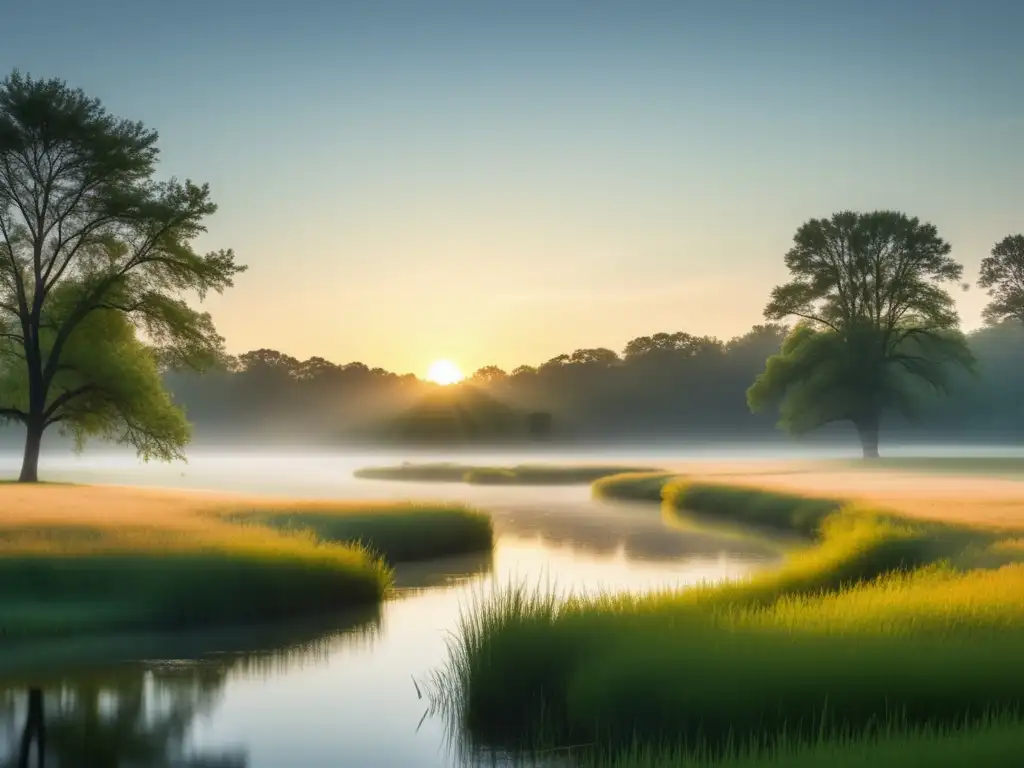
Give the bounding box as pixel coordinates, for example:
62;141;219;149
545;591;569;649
7;281;191;460
0;69;244;478
978;234;1024;325
752;211;974;454
748;324;974;437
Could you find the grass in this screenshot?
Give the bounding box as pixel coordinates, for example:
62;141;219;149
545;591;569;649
221;501;493;562
434;469;1024;764
586;711;1024;768
0;484;493;642
835;456;1024;479
354;462;663;485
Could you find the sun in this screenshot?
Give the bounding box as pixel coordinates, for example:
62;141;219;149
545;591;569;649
425;359;465;386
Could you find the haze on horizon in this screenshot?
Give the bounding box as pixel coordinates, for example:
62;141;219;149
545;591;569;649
5;0;1022;377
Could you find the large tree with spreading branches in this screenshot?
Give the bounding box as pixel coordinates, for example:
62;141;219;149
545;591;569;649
747;210;973;458
0;70;244;481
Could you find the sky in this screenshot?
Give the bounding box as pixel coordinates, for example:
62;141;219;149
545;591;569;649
3;0;1023;377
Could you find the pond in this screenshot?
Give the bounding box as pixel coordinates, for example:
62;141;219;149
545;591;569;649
0;451;787;767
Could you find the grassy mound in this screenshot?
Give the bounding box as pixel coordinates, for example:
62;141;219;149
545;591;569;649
436;472;1024;760
355;462;662;485
221;502;493;562
592;471;678;502
0;485;494;641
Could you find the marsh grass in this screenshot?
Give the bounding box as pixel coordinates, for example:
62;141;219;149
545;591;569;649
437;472;1024;758
0;486;493;640
220;502;494;562
592;472;678;502
589;710;1024;768
355;463;662;485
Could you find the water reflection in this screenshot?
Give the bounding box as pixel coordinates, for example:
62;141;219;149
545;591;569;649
490;494;787;564
2;675;245;768
0;607;389;767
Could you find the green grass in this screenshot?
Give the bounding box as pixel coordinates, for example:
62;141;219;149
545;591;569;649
434;472;1024;761
222;502;494;562
588;711;1024;768
0;543;390;641
354;462;663;485
592;471;678;502
0;487;495;642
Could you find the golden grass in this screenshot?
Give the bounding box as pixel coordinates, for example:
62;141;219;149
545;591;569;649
0;484;493;639
654;461;1024;530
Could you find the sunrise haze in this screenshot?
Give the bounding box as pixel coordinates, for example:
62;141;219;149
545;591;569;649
5;0;1022;376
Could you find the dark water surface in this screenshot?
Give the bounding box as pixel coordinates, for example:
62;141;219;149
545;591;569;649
0;451;790;767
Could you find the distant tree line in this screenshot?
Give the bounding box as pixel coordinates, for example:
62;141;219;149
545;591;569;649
151;318;1024;449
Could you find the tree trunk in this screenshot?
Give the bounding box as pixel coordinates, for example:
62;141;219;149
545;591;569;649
856;417;880;460
18;687;45;768
18;420;43;483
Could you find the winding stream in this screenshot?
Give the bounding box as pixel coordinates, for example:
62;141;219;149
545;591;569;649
0;451;787;767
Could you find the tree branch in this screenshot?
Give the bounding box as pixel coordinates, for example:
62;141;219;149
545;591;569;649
0;406;27;422
43;383;98;421
785;311;841;335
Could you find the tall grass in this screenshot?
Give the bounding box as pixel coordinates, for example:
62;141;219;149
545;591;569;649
0;487;495;640
589;710;1024;768
220;502;494;562
0;533;390;640
355;463;663;485
436;472;1024;759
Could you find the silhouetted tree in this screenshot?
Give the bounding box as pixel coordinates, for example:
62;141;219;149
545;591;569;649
978;234;1024;325
0;70;243;481
749;211;973;458
469;365;507;384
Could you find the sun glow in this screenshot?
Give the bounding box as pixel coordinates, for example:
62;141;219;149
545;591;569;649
426;359;465;385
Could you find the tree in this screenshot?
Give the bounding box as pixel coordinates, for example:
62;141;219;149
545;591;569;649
978;234;1024;325
748;211;973;458
0;71;243;481
568;347;620;366
469;365;507;385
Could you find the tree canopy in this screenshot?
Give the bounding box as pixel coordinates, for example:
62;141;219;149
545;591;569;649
749;211;974;457
978;234;1024;325
0;70;244;480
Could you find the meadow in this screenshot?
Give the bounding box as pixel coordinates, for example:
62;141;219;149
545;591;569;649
0;484;493;641
353;462;662;485
435;463;1024;766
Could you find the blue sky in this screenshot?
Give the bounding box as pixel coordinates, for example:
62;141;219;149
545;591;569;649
4;0;1023;375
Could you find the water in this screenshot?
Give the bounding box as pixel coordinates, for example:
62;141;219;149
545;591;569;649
0;450;791;767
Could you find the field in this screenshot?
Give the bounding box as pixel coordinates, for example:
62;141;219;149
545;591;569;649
354;462;662;485
0;484;492;641
436;460;1024;766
